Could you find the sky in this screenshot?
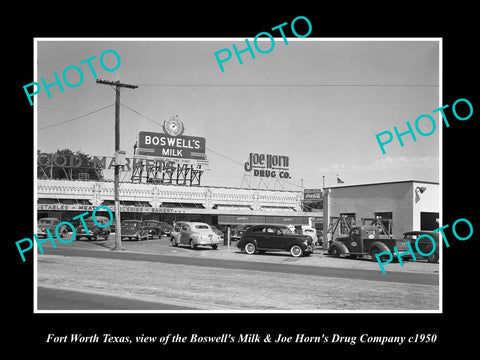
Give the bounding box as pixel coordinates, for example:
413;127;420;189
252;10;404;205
35;39;440;190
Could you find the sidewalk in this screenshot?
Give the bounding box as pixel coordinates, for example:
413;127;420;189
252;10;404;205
55;234;440;275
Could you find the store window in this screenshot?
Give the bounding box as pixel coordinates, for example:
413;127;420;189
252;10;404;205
421;212;439;230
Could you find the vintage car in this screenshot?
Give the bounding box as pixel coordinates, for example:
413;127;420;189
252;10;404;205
158;221;173;236
171;222;223;249
37;217;69;238
120;219;148;241
403;230;439;263
237;224;314;257
141;220;164;239
75;216;111;241
298;225;319;245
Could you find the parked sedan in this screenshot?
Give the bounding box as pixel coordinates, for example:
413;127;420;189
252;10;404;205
403;230;439;263
75;216;111;241
120;220;148;241
238;225;314;257
171;222;223;250
158;221;173;236
142;220;163;239
37;217;68;238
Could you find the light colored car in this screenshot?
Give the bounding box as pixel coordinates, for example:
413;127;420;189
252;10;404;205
171;222;223;250
287;224;319;245
300;225;318;244
170;221;187;242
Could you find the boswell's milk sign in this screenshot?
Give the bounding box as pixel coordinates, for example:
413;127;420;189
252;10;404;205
137;131;206;160
136;116;207;163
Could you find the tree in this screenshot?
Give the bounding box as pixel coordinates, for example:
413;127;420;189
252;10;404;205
37;148;104;180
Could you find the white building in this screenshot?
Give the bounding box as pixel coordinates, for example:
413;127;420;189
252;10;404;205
323;180;440;240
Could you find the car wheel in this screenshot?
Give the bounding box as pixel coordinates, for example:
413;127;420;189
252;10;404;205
171;238;178;247
290;245;303;257
244;242;256;255
211;244;218;250
189;240;197;250
370;247;388;262
93;234;98;241
330;245;341;257
427;251;439;263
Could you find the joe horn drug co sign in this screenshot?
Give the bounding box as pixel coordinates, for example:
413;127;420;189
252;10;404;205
244;152;291;178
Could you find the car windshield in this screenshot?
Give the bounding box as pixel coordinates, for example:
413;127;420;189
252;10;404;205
123;221;138;228
39;219;54;225
195;225;210;230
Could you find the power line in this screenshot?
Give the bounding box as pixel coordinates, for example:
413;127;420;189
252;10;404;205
38;104;114;130
137;83;438;87
120;102;162;127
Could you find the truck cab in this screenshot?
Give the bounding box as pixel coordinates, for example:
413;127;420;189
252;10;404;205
328;225;411;261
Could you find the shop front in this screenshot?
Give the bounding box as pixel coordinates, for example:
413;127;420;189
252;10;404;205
36;179;321;229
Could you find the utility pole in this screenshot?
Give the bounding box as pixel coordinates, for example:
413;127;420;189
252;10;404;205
96;79;138;251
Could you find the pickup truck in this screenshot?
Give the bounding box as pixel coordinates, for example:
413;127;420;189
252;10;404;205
327;225;412;261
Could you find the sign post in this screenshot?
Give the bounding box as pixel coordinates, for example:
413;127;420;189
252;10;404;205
96;79;138;251
227;227;231;251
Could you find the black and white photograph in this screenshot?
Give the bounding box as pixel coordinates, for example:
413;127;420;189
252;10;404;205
7;6;478;355
33;38;441;312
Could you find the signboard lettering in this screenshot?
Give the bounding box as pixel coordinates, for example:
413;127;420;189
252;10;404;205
137;131;206;161
244;152;290;178
304;189;323;201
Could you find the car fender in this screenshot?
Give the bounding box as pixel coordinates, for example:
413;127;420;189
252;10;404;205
286;238;307;252
239;236;258;248
329;241;349;255
190;233;201;244
369;241;391;254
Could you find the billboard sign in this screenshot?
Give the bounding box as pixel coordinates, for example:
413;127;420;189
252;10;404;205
304;189;323;201
137;131;207;161
243;152;290;178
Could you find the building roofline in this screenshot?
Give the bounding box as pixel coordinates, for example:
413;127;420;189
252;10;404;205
325;179;439;189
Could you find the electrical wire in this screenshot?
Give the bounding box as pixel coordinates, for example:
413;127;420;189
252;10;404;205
137;83;438;87
38;104;114;130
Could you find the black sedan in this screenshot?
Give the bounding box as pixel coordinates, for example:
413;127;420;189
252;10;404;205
403;230;439;263
237;224;314;257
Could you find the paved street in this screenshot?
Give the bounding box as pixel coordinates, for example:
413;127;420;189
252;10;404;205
35;235;440;311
